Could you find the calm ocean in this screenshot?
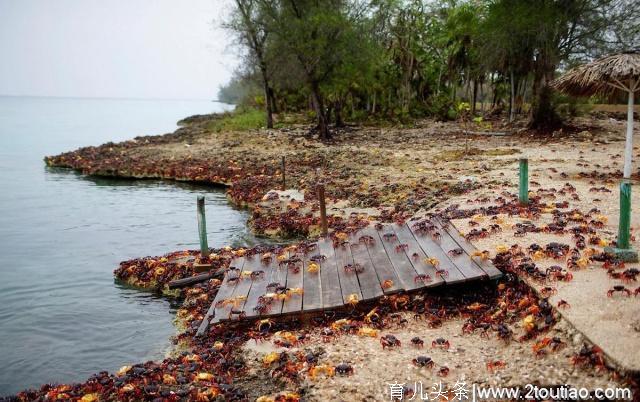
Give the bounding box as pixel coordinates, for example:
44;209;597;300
0;96;255;395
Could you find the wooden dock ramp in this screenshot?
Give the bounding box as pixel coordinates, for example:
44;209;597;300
196;219;501;336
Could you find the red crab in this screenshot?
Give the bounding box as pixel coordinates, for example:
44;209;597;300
431;338;450;349
607;285;632;297
380;334;401;349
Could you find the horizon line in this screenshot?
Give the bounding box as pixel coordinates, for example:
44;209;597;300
0;93;228;103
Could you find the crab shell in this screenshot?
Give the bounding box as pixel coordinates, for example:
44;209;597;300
335;364;354;375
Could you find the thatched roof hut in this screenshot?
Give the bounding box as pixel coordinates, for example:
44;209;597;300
551;51;640;97
552;51;639;179
553;52;640;258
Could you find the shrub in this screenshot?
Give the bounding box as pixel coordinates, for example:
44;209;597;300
207;108;265;132
426;94;457;121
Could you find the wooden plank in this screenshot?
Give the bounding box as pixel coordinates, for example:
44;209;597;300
168;271;215;289
242;252;279;319
360;226;403;293
406;220;466;284
391;223;444;288
214;255;255;323
281;250;303;314
438;219;502;279
332;238;363;304
375;224;422;291
349;233;384;301
433;220;488;279
202;256;245;329
267;250;289;316
302;244;323;312
317;237;344;309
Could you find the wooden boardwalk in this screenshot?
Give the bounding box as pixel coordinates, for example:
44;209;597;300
196;218;501;336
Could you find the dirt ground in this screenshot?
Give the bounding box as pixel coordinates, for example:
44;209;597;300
438;119;640;372
37;113;640;401
244;116;640;400
242;314;622;401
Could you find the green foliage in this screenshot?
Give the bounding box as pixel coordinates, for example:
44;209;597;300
426;93;457;121
224;0;639;132
207;108;266;132
217;74;260;105
555;94;592;118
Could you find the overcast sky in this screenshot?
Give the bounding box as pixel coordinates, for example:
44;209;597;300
0;0;239;100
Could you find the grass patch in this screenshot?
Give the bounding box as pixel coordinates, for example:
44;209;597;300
434;148;482;161
483;148;520;156
207;108;265;132
435;147;520;161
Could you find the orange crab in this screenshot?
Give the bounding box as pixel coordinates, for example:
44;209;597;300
357;327;378;337
287;287;304;296
471;250;491;261
307;262;320;273
263;352;281;366
364;307;379;324
466;302;487;312
196;372;215;382
495;244;509;253
486;360;507;373
308;364;335;379
346;293;359;307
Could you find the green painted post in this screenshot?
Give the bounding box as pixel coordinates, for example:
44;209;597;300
605;181;638;262
519;158;529;205
617;182;632;249
197;196;210;258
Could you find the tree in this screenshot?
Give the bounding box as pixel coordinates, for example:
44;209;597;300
226;0;275;128
259;0;370;139
222;0;640;133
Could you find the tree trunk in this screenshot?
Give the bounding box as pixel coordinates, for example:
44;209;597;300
268;87;277;114
310;81;330;139
529;69;561;131
263;81;273;129
372;92;377;115
260;65;273;129
472;80;478;114
509;69;515;123
451;82;456;103
436;65;443;95
334;99;343;127
491;74;498;108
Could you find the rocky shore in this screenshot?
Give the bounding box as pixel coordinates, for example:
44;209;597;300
11;114;639;401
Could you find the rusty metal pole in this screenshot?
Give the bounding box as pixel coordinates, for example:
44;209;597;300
281;156;286;191
317;183;328;237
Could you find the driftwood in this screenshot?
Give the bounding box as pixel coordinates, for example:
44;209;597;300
168;271;218;289
463;130;509;136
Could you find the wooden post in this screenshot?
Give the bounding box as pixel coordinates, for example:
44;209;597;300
623;82;635;178
317;184;328;237
281;156;286;191
617;182;632;249
197;196;210;258
519;158;529;205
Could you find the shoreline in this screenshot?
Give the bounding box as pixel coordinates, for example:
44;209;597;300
11;113;640;400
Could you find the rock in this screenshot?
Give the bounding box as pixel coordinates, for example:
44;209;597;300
576;130;592;140
572;333;584;346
